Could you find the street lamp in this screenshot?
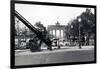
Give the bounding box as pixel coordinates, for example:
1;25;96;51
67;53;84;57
71;25;73;29
78;17;82;49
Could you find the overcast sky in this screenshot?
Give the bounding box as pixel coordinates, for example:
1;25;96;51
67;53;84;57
15;4;94;28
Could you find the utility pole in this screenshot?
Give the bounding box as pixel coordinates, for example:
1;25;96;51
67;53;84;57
78;17;82;49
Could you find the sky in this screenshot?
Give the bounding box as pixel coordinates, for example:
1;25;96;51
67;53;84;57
15;3;94;28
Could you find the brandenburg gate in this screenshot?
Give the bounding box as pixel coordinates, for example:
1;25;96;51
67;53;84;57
47;22;66;39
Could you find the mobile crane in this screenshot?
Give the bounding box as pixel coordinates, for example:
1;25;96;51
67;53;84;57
15;10;52;51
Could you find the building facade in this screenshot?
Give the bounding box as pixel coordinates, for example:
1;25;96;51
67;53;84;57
47;21;66;39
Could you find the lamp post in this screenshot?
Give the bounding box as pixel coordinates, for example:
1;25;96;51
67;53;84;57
78;18;82;49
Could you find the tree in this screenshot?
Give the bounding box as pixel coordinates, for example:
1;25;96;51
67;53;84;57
79;8;95;34
65;8;95;45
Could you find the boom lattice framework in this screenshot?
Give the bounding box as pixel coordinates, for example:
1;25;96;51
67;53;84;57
14;10;52;50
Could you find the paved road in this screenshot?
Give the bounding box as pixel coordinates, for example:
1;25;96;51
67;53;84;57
15;46;95;66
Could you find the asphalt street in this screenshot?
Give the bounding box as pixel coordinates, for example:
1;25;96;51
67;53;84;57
15;46;95;66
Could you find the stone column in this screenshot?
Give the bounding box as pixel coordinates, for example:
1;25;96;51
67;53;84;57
51;30;53;35
51;30;53;38
48;29;50;34
49;30;51;34
55;29;56;38
53;30;54;36
59;30;61;39
63;30;65;38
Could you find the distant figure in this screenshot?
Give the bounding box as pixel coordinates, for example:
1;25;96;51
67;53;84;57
55;41;57;46
85;35;89;45
82;36;85;46
72;37;76;45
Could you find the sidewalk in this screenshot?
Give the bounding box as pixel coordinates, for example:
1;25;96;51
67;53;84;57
15;45;95;66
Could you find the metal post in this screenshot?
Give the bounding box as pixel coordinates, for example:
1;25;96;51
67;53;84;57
79;23;81;48
78;18;82;49
60;30;61;38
